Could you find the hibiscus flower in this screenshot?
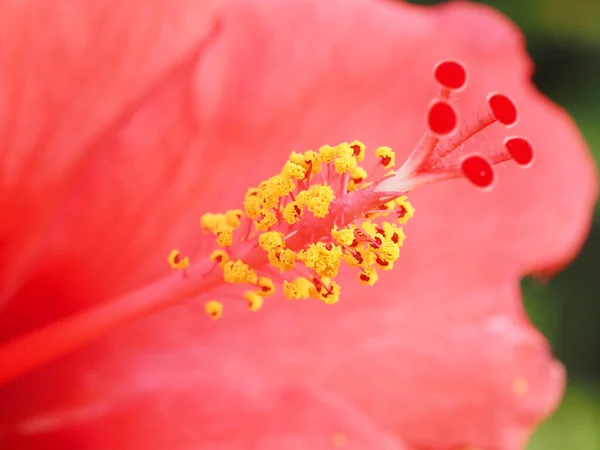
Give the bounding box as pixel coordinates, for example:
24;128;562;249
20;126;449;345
0;0;596;449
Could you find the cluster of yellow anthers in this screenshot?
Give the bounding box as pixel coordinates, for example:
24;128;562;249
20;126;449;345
167;59;536;320
168;141;414;320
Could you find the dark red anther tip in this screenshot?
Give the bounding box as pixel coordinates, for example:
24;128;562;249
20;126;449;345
461;154;495;189
488;93;518;126
504;136;534;167
427;100;457;136
434;60;467;90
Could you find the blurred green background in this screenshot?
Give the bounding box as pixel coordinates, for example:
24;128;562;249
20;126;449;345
407;1;600;448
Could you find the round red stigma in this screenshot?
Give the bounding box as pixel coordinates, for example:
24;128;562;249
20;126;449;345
488;93;518;126
427;100;457;136
505;136;534;167
433;60;467;90
460;155;495;189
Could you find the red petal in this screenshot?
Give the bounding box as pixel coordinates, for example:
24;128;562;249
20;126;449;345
0;0;596;449
1;362;407;450
0;0;227;318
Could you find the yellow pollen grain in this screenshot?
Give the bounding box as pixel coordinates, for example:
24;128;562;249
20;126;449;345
332;227;355;246
378;241;400;263
258;231;285;252
283;277;313;300
257;178;280;210
200;213;220;232
223;259;258;284
358;267;378;285
257;276;275;297
395;196;415;225
243;193;262;219
349;140;366;162
303;185;335;218
318;144;337;163
313;279;341;305
334;143;357;174
209;249;230;267
360;221;381;240
375;146;395;168
256;210;277;231
512;377;529;396
270;174;295;198
382;222;405;245
225;209;244;227
204;300;223;320
282;201;302;224
268;248;297;272
299;242;342;278
282;160;307;180
290;150;322;174
348;166;367;192
243;291;264;312
167;249;189;270
216;229;233;248
303;150;322;173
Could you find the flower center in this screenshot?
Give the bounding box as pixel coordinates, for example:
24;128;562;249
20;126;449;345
178;142;414;317
0;60;534;384
169;60;534;319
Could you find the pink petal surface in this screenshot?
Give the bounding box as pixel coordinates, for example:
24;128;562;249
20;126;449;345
0;0;597;449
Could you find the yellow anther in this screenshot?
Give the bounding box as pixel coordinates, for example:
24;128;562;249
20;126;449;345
348;166;367;192
267;174;295;198
256;210;277;231
375;146;395;168
167;249;189;270
200;213;221;232
359;221;382;240
268;248;297;271
258;231;285;252
349;140;366;162
303;150;322;173
282;201;302;224
318;144;337;163
209;249;230;267
204;300;223;320
243;191;262;219
332;227;356;246
216;229;233;248
301;185;335;218
386;200;396;210
281;160;307;180
342;246;374;268
298;242;343;278
395;196;415;225
313;279;341;305
283;277;313;300
378;241;400;263
334;143;357;174
382;221;406;246
257;175;293;210
223;259;258;284
289;150;322;174
243;291;264;312
225;209;244;227
257;277;276;297
358;267;378;285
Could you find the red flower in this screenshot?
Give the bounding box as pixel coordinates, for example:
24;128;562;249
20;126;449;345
0;0;596;449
